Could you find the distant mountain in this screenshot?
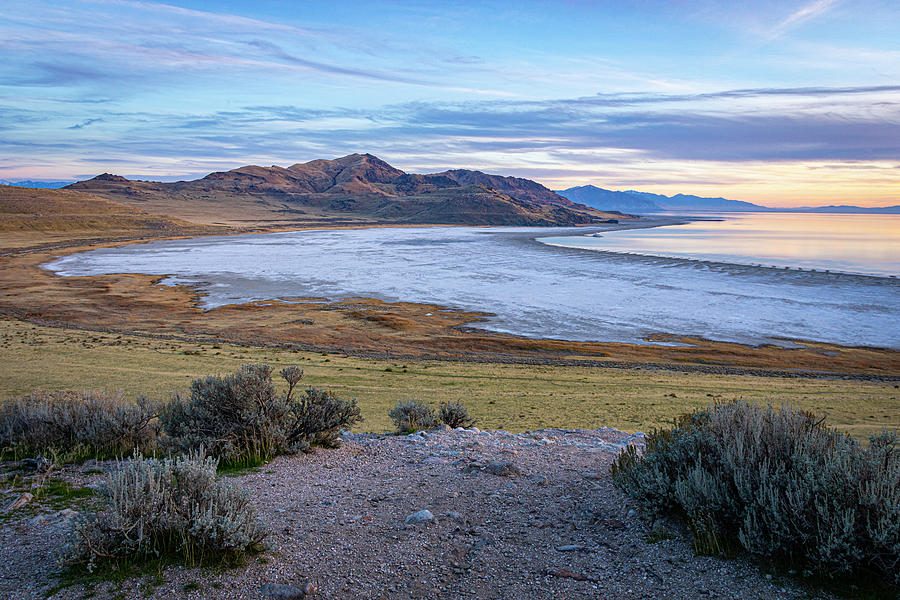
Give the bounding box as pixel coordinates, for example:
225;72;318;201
1;179;75;189
557;185;899;214
552;186;659;212
66;154;625;227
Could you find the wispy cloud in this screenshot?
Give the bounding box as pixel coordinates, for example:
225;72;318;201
67;117;103;129
766;0;839;41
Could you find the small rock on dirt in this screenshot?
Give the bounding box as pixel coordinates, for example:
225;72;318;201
259;581;317;599
404;509;435;525
485;462;522;477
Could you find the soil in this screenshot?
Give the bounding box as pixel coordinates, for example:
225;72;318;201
0;427;843;600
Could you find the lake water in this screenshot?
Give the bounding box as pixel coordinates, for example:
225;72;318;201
45;216;900;349
538;213;900;278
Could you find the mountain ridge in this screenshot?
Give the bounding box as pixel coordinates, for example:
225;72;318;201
65;154;624;227
557;184;900;214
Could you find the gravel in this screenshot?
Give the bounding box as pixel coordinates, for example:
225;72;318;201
0;427;838;599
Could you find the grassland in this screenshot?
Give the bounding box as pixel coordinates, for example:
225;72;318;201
2;317;896;440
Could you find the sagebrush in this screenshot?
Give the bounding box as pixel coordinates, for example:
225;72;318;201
439;400;476;428
389;399;436;433
0;391;159;462
67;451;266;571
160;364;360;466
611;400;900;585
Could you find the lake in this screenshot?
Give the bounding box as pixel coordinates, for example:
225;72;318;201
46;215;900;349
538;212;900;278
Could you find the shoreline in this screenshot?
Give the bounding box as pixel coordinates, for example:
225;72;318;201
43;219;900;353
1;217;898;377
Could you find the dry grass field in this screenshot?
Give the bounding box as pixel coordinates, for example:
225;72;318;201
2;318;896;440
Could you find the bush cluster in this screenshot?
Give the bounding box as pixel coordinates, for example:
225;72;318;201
389;399;436;433
389;399;476;432
611;400;900;585
439;400;476;429
0;391;159;462
0;364;361;470
67;451;266;571
160;364;361;467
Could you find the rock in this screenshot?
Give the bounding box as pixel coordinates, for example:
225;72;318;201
20;457;52;473
446;511;465;523
528;474;551;487
461;461;485;473
57;508;78;521
29;514;48;527
3;492;33;512
555;544;587;552
627;509;637;518
468;427;481;433
404;509;435;525
260;581;317;599
485;462;522;477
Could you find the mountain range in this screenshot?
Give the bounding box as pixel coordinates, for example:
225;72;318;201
0;179;76;189
557;185;900;214
62;154;622;227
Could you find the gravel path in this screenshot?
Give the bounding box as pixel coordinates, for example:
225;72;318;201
0;427;837;600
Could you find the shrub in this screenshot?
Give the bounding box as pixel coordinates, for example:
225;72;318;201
0;391;159;462
160;364;360;466
67;451;265;571
286;388;362;450
611;400;900;585
160;364;290;468
389;399;436;433
439;400;476;428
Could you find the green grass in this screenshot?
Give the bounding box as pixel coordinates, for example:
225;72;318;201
1;318;897;440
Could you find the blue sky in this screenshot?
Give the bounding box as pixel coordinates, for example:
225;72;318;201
2;0;899;206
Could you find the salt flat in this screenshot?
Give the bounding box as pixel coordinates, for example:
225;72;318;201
46;224;900;349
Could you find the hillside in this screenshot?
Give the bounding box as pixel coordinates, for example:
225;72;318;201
0;185;212;250
66;154;625;227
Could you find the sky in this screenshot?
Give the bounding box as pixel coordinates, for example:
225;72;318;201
1;0;899;207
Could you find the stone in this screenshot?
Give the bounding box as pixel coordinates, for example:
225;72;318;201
3;492;33;512
485;462;522;477
528;474;551;487
260;581;317;599
461;461;485;473
29;514;48;527
20;457;52;473
404;509;435;525
555;544;587;552
446;511;465;523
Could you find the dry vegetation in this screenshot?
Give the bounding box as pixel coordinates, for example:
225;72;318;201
0;186;216;251
1;318;897;441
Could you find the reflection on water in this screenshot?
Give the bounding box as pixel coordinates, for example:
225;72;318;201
538;213;900;277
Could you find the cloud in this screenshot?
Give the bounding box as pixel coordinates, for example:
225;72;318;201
68;117;103;129
766;0;839;41
241;40;430;85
